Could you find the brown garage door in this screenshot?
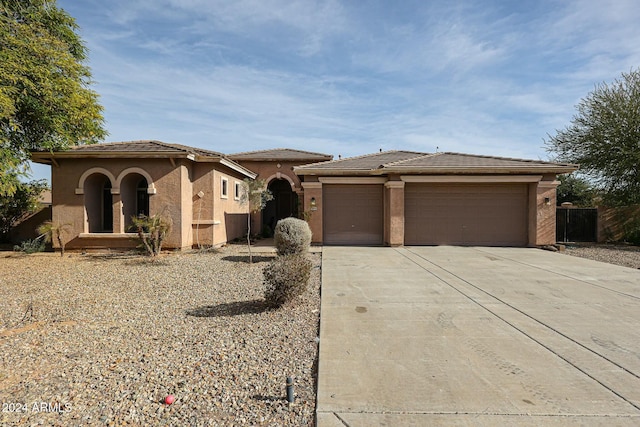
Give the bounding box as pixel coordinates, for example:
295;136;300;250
323;184;383;245
405;183;528;246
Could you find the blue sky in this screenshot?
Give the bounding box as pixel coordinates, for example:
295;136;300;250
31;0;640;181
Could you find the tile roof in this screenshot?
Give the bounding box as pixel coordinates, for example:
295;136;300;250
385;152;575;169
295;150;426;170
229;148;332;161
295;151;578;174
57;140;226;157
30;140;257;178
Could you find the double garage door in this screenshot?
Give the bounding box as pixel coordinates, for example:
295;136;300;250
404;183;528;246
322;183;528;246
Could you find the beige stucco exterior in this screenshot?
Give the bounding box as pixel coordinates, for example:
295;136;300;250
32;144;575;251
298;174;562;247
44;156;252;251
231;160;304;235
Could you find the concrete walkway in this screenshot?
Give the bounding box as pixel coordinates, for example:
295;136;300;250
316;246;640;426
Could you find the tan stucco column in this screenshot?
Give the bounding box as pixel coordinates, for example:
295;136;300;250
112;191;123;233
529;178;560;246
384;181;405;246
301;182;323;244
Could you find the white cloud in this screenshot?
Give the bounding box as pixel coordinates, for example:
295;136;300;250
30;0;639;186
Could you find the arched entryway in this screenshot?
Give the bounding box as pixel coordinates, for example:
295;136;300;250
120;173;150;231
84;173;114;233
263;179;298;233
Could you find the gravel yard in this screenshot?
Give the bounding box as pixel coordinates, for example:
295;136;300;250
0;245;321;426
562;242;640;269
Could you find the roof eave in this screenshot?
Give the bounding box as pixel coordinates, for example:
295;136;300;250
381;166;580;174
293;168;377;176
218;158;257;179
30;151;197;160
295;165;579;175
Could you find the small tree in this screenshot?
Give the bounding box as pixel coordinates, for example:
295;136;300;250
546;69;640;206
131;213;172;257
1;0;107;196
239;178;273;263
556;174;595;207
37;221;71;257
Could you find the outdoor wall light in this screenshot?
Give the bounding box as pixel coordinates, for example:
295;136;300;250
544;197;551;206
310;197;316;208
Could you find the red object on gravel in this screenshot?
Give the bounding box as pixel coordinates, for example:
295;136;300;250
164;395;175;405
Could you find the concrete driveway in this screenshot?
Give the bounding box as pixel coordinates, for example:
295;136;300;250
316;246;640;426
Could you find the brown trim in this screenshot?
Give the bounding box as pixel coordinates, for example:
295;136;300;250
401;175;543;183
318;177;387;184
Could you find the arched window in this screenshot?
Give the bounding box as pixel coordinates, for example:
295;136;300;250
136;178;150;217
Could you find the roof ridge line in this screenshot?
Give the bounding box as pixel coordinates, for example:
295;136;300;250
150;141;190;153
294;150;378;168
229;147;332;158
440;151;567;165
297;150;423;169
381;152;437;167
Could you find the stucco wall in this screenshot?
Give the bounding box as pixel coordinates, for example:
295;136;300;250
302;174;561;247
598;205;640;242
234;160;302;189
532;178;559;246
50;158;187;250
211;169;248;246
384;180;405;246
9;206;52;244
189;163;250;247
49;157;253;251
301;181;322;244
234;160;306;233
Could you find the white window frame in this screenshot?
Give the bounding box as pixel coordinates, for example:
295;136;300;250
221;177;228;199
234;181;241;200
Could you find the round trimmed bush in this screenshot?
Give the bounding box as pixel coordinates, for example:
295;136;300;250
263;254;312;307
274;217;312;256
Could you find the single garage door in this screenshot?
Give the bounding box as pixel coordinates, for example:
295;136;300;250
405;183;528;246
323;184;383;245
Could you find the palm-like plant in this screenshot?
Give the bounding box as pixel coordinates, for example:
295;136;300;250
131;213;172;257
37;221;71;257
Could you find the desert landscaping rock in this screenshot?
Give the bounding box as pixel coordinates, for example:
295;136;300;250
563;242;640;269
0;246;321;426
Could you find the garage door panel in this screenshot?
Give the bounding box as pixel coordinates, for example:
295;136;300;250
324;184;383;245
405;183;528;246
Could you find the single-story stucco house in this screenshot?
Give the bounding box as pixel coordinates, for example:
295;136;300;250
31;140;577;251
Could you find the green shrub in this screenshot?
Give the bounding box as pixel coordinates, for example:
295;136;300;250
274;217;312;256
263;254;312;307
130;213;172;257
37;221;71;257
14;238;45;254
622;219;640;245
